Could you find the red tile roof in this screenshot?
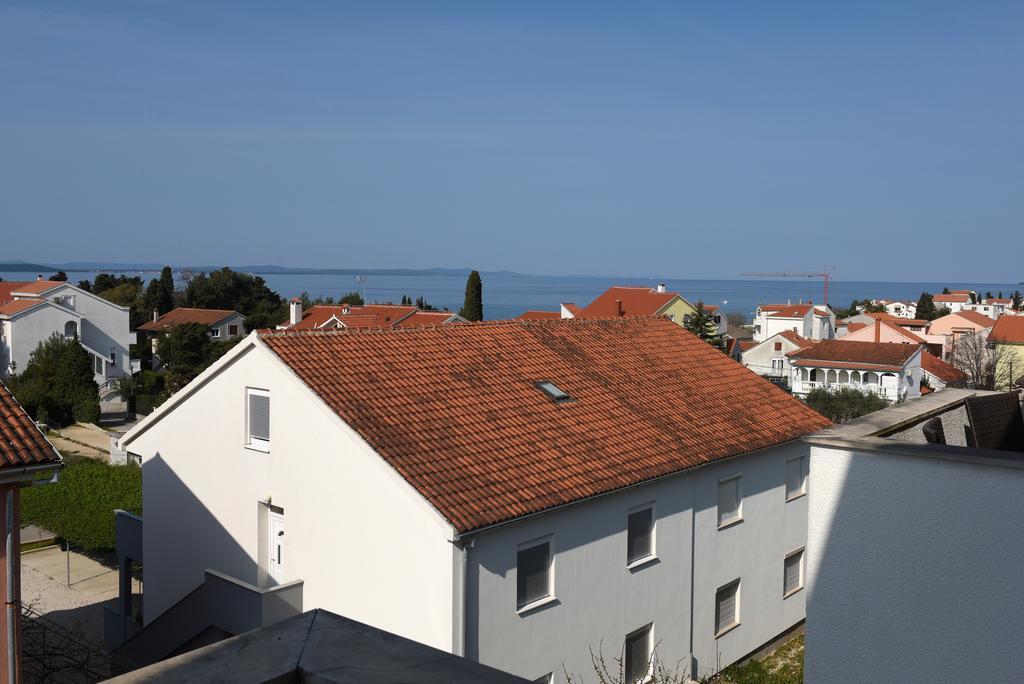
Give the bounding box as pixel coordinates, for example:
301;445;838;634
577;286;679;318
0;282;27;306
395;311;461;327
990;315;1024;344
951;310;996;328
844;322;868;333
137;307;240;332
259;317;830;533
934;293;970;303
10;280;64;295
516;311;561;321
284;304;419;330
920;352;966;383
561;303;581;316
789;339;921;368
892;318;928;327
738;340;759;351
0;381;61;469
988;298;1012;305
778;330;811;347
767;304;812;318
0;299;48;317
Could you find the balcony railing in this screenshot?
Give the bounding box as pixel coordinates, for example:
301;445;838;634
793;380;901;400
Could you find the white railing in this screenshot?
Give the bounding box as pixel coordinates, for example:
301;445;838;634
793;380;900;401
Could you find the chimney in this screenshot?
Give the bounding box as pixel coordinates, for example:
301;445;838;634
615;299;623;316
36;274;42;281
152;309;159;323
656;283;666;293
874;318;881;343
289;297;302;326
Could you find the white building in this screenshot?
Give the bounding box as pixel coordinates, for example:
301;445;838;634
788;339;923;402
876;299;917;319
804;389;1024;683
740;330;810;382
109;317;829;682
752;304;834;343
933;292;971;313
0;279;134;413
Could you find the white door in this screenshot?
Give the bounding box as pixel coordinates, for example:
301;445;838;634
268;512;285;584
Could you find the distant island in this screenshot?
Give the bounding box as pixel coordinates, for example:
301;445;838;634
0;260;526;278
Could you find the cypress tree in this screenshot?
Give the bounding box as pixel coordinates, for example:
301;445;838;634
158;266;175;314
459;271;483;322
683;303;725;351
1013;291;1023;312
916;292;937;321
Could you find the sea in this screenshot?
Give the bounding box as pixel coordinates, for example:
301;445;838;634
4;269;1021;323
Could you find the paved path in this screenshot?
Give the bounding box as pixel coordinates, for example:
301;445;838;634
22;546;119;644
55;424;114;453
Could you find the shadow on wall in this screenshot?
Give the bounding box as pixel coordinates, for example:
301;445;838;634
805;446;1024;684
141;454;262;620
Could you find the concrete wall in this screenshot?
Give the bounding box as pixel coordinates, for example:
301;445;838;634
741;336;801;378
468;442;809;683
209;314;247;341
126;340;456;651
2;305;80;376
806;443;1024;683
55;284;133;379
995;342;1024;388
661;298;697;325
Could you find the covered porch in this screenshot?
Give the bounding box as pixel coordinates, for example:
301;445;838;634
791;366;902;401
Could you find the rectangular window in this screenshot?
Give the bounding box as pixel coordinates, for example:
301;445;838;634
715;580;740;636
229;325;238;336
246;388;271;451
786;456;806;501
627;505;654;566
516;539;552;610
624;624;652;684
717;475;742;528
774;341;782;351
210;327;221;338
784;549;804;597
94;355;103;375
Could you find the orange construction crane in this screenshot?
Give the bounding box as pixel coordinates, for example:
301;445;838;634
740;271;833;307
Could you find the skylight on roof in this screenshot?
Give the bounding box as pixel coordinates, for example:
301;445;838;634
536;381;572;403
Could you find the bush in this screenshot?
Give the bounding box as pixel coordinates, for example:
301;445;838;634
21;460;142;551
804;386;889;423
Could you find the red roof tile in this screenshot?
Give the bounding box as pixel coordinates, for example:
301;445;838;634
395;311;461;327
259;318;830;532
951;310;996;328
767;304;813;318
284;304;419;330
934;293;970;303
577;287;679;318
990;315;1024;344
10;280;64;295
789;339;921;368
892;318;928;327
516;311;561;321
0;381;61;469
920;352;966;383
778;330;811;347
738;340;759;351
0;299;48;317
0;282;28;306
137;307;240;332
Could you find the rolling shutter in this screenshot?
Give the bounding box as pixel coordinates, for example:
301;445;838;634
249;392;270;442
517;542;550;608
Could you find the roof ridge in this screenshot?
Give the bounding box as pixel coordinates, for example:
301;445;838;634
259;315;670;338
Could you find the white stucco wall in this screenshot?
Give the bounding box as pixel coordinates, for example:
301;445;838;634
53;284;133;378
806;443;1024;683
469;442;809;683
741;336;801;378
125;340;456;651
2;305;81;375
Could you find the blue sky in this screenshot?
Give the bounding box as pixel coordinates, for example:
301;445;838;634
2;1;1022;280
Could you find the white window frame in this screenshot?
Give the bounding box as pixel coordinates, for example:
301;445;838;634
717;474;743;529
714;579;741;638
245;387;271;452
783;547;805;598
210;327;221;338
626;502;657;569
786;455;807;501
516;534;555;614
624;622;654;684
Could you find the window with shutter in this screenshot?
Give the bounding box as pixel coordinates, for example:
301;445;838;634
784;550;803;596
627;505;654;566
717;476;742;528
624;624;652;684
246;388;271;451
786;456;805;500
715;581;740;636
516;540;551;610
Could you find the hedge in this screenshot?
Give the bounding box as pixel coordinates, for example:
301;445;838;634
21;460;142;551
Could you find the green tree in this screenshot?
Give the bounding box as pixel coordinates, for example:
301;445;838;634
459;270;483;321
683;303;725;350
941;286;950;294
400;294;412;306
77;280;92;292
183;267;285;331
415;296;438;311
804;386;889;423
915;292;938;321
1012;290;1023;311
142;266;176;316
49;271;68;282
154;323;220;391
8;334;100;426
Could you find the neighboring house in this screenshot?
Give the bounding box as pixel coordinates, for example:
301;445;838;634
928;310;996;359
0;380;64;681
137;308;247;342
741;331;811;383
877;300;917;318
933;292;971;313
962;302;999;319
838;316;944;360
984;298;1014;316
110;317;830;682
703;305;728;337
0;279;134;414
278;300;466;330
574;285;697;325
804;389;1024;683
788;340;923;401
752;304;835;343
989;315;1024;389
